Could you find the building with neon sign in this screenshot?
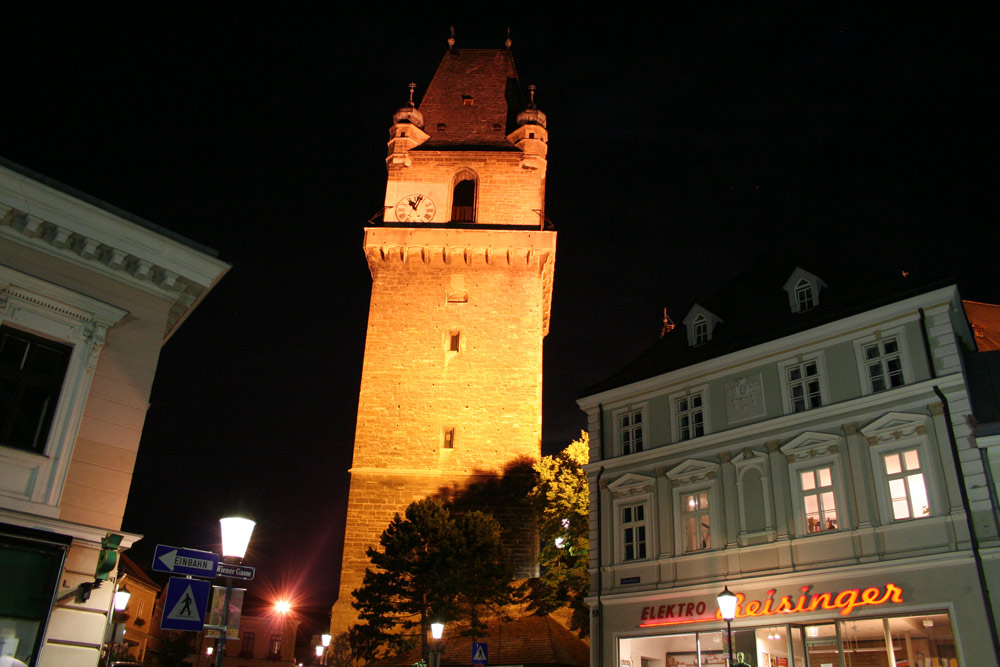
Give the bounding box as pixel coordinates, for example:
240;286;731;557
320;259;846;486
578;258;1000;666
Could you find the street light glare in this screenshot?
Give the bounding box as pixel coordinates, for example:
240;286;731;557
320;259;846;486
275;600;292;613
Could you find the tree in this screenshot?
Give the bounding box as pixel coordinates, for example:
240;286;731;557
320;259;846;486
525;431;590;635
352;498;514;660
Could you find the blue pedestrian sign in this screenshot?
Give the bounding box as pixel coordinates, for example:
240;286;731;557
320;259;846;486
472;642;488;665
153;544;219;578
160;577;211;631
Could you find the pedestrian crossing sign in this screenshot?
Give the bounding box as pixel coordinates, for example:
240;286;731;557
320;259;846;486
472;642;488;664
160;577;210;631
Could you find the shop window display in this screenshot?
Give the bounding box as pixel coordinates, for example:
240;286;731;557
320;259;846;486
619;612;956;666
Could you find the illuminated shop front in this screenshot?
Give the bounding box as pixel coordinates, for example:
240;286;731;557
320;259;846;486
607;575;970;667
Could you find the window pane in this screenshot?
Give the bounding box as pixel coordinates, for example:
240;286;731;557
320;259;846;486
692;394;702;408
818;467;832;487
884;339;899;354
619;414;630;428
677;398;688;412
884;453;901;475
789;366;802;381
622;507;632;522
903;449;920;470
633;412;642;424
801;470;815;491
805;362;818;376
634;505;644;521
698;491;709;508
865;344;880;360
908;473;929;517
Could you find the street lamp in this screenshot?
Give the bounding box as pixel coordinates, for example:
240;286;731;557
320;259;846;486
429;622;444;667
215;516;255;667
717;586;738;667
319;633;331;665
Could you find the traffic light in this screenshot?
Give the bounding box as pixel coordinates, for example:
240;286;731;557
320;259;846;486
94;532;123;581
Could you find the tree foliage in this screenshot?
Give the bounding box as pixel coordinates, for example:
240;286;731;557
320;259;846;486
351;498;513;660
526;431;590;635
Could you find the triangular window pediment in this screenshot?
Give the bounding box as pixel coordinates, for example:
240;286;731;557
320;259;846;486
608;473;654;497
860;411;929;438
780;431;841;456
666;459;719;486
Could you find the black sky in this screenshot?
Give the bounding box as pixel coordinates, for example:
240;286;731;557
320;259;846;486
1;8;992;637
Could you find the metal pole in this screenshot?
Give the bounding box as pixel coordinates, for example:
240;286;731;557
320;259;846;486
726;618;733;667
214;577;233;667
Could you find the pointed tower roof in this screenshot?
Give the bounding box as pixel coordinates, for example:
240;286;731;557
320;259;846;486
417;49;524;149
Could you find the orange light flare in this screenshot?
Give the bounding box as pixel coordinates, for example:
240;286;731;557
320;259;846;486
274;599;292;614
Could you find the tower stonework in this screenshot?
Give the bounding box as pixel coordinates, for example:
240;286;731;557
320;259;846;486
331;48;555;636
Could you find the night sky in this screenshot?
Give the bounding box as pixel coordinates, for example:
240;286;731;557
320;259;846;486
2;8;991;640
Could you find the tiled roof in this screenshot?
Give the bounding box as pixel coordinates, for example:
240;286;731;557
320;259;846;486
582;253;955;396
417;49;523;149
380;613;589;667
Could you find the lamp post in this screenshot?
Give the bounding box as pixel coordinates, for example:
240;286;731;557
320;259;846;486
428;622;444;667
320;633;331;665
215;516;255;667
106;583;131;664
717;586;738;667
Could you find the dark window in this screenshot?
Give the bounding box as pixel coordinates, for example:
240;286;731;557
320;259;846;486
449;331;460;352
268;634;282;657
0;326;71;454
443;427;455;449
452;179;476;222
241;631;255;655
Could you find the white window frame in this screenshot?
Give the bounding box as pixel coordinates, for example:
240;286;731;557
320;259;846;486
852;328;913;396
795;279;815;311
781;432;849;537
670;386;709;443
667;460;721;555
777;352;830;415
608;473;656;564
0;266;127;515
861;412;940;524
612;403;647;457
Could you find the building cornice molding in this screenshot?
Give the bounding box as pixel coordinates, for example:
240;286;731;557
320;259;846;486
0;507;141;548
0;165;230;342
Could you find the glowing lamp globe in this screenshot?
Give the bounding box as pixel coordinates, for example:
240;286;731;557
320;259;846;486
219;517;256;559
717;586;738;621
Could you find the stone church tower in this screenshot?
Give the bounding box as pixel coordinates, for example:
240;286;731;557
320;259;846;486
331;45;555;636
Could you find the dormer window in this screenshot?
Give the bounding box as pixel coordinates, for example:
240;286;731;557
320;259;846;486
682;304;722;347
795;279;814;311
692;316;708;345
783;267;826;314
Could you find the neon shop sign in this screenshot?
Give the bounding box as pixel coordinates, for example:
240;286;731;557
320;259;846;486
639;583;904;628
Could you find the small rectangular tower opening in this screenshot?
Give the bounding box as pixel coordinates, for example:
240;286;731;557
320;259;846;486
443;427;455;449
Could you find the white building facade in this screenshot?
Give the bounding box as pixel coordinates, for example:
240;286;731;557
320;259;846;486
579;261;1000;667
0;159;228;667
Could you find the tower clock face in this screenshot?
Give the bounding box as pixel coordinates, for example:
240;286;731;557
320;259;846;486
395;193;437;222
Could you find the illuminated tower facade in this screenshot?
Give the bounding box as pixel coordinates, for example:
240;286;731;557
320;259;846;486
330;46;555;635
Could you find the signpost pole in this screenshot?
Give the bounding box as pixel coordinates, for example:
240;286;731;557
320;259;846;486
214;575;233;667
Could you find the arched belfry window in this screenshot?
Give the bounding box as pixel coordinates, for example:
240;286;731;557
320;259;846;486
451;169;477;222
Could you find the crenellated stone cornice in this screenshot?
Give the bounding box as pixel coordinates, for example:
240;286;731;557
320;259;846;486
363;226;556;335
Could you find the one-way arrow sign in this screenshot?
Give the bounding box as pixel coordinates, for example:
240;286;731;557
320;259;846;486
152;544;219;578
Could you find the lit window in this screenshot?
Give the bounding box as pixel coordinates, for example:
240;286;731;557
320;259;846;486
676;393;704;441
692;315;709;345
787;360;822;412
800;467;838;532
795;279;815;311
268;634;282;657
863;337;904;392
883;448;930;520
0;326;72;454
616;408;644;455
621;503;647;561
682;491;711;551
